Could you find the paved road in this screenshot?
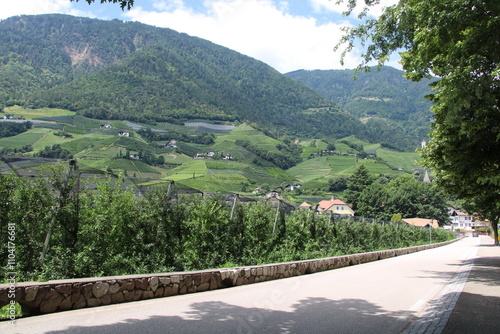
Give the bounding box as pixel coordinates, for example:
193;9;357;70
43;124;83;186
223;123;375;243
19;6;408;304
1;238;480;334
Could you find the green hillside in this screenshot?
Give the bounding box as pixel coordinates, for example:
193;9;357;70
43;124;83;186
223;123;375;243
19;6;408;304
285;66;437;145
0;106;423;196
1;14;424;149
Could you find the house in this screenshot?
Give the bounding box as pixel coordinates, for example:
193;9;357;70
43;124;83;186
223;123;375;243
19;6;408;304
299;202;311;210
252;187;262;195
265;190;283;200
165;139;177;148
298;202;320;212
118;131;130;137
317;198;354;216
100;124;112;129
402;218;439;229
448;207;487;232
285;183;301;191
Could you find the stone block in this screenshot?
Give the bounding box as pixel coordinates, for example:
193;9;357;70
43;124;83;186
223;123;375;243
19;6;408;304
24;286;39;302
39;289;64;313
55;284;72;295
111;293;125;304
59;296;72;310
184;275;193;287
123;291;133;302
149;277;159;292
193;273;202;286
82;283;93;300
109;283;120;294
101;294;111;305
209;277;219;290
87;298;102;307
72;293;87;309
132;290;142;301
159;277;171;286
171;284;179;295
120;280;135;291
142;291;154;299
92;282;109;298
198;283;210;292
201;273;211;284
154;287;164;297
170;275;180;284
135;278;148;290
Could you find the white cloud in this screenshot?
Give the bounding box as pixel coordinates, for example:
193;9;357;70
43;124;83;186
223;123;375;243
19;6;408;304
124;0;362;72
309;0;399;18
0;0;86;20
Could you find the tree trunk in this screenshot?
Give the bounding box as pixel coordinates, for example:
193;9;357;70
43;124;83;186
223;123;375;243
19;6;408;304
492;219;499;246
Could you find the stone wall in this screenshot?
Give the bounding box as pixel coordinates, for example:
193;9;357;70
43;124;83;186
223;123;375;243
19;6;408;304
0;240;456;316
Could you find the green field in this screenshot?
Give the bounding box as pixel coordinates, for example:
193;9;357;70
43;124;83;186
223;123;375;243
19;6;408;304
287;156;332;182
166;160;209;181
376;149;420;171
0;130;45;148
4;106;76;119
0;107;422;193
179;174;249;192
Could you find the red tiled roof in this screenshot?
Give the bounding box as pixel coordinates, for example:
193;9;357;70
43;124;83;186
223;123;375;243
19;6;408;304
402;218;439;229
318;198;349;211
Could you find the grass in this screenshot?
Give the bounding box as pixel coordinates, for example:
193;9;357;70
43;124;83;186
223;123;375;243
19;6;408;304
34;123;65;130
229;123;263;135
287;156;332;182
166;160;208;181
66;136;118;157
31;130;89;152
326;155;359;176
0;130;45;148
162;153;192;165
358;159;402;175
339;135;372;147
376;149;420;171
288;152;408;183
0;302;22;320
179;174;249;192
106;158;160;174
4;105;76;119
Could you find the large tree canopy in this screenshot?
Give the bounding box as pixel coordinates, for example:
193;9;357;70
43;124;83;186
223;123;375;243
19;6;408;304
71;0;134;10
338;0;500;243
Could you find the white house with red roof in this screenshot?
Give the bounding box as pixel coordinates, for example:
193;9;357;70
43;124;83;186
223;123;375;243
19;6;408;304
317;198;355;216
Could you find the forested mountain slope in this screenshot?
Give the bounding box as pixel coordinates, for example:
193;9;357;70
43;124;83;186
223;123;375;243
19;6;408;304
1;14;419;149
286;67;436;141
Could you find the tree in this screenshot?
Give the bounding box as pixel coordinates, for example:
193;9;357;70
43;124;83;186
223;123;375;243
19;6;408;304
338;0;500;244
71;0;134;10
345;164;373;211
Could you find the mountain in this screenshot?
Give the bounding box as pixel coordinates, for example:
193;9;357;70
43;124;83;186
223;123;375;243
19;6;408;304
0;14;421;150
0;15;330;131
285;67;436;141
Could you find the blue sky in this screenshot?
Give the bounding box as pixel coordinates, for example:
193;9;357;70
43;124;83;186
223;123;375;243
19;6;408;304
1;0;400;73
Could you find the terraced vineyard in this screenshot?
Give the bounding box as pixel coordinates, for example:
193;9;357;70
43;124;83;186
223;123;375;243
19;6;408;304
0;106;422;196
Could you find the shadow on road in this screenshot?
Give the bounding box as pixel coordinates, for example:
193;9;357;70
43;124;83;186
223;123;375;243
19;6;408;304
44;297;413;334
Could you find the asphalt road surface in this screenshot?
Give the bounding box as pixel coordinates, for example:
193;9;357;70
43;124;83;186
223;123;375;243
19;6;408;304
1;237;479;334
